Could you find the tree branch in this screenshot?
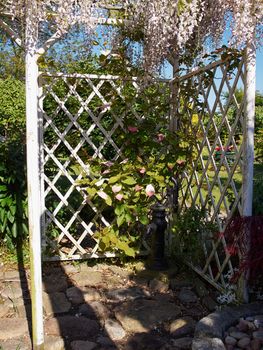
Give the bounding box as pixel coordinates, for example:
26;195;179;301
0;17;23;47
36;29;64;56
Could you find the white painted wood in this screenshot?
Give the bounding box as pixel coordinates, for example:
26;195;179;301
241;40;256;303
25;1;44;348
242;43;256;217
0;18;23;47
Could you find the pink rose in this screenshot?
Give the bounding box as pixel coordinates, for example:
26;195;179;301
112;185;122;193
157;133;165;142
115;193;123;201
128;126;138;133
145;184;155;197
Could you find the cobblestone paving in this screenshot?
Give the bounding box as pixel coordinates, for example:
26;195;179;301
0;262;219;350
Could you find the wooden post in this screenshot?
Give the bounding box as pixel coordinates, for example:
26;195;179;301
241;39;256;303
25;1;44;348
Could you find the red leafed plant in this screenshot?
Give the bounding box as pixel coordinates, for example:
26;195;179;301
223;216;263;283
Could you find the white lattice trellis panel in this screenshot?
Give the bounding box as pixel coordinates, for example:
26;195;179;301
39;73;169;260
175;56;245;291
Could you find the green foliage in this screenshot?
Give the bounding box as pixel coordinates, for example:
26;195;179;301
0;30;25;80
0;78;25;143
78;106;194;256
0;162;28;250
0;78;27;250
172;207;217;263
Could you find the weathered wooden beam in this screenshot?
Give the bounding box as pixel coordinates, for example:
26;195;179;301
0;17;22;47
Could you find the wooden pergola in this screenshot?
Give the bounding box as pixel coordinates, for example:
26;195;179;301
0;3;257;349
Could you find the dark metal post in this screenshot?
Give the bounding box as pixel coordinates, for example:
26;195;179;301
148;203;168;270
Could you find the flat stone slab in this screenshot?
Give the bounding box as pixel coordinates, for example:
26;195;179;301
43;292;71;316
66;286;102;304
106;287;149;302
0;282;24;299
71;340;97;350
72;271;103;287
0;270;26;281
193;302;263;350
104;319;126;340
0;338;30;350
0;298;13;317
115;298;181;333
43;275;68;293
0;318;29;340
44;335;65;350
178;288;198;304
171;337;193;349
126;332;166;350
79;301;110;321
170;316;196;338
45;316;100;340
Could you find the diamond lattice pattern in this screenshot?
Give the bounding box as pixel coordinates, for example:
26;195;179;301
40;74;169;259
176;57;245;290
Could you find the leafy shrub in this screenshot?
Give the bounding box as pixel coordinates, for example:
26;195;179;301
78;111;194;257
0;160;28;250
0;78;27;249
172;206;217;263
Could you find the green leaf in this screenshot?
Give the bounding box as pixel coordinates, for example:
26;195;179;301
117;214;125;227
9;205;16;216
108;175;121;184
116;241;135;257
115;204;125;215
12;222;17;238
86;187;97;199
0;208;5;223
105;196;112;206
108;232;118;244
139;215;149;225
121;177;136;185
125;212;133;223
7;211;14;223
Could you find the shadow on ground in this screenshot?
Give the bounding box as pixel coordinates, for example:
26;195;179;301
0;253;218;350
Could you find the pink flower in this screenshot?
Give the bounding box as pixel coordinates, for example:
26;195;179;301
112;185;122;193
120;158;129;164
135;184;143;192
139;167;146;174
128;126;138;133
115;193;123;201
145;184;155;197
157;133;165;142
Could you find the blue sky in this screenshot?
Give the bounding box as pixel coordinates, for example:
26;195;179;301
256;48;263;93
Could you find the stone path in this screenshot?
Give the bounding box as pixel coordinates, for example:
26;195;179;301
0;261;219;350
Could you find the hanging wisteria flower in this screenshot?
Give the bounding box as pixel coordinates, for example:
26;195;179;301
2;0;262;71
145;184;155;197
124;0;263;70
